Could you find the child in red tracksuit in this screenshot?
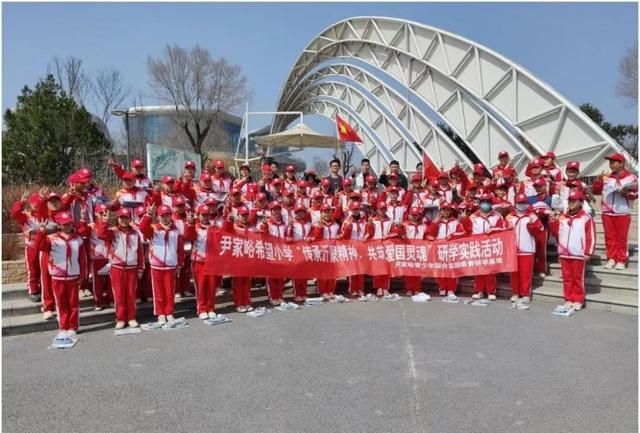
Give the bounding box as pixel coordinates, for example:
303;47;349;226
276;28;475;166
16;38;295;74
401;207;429;296
88;204;114;311
139;204;185;324
35;211;88;339
462;193;506;300
369;201;401;297
96;208;145;329
549;191;596;311
506;194;544;305
311;204;341;300
286;204;312;302
427;201;466;299
223;206;257;312
172;197;194;298
340;203;371;297
261;202;288;305
184;205;218;320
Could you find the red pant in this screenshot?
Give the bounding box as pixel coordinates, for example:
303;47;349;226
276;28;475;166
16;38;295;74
602;214;632;263
151;268;177;316
52;278;80;331
176;255;192;294
25;247;41;295
474;274;496;294
293;279;308;298
40;252;55;313
372;275;390;290
111;267;138;322
232;277;252;307
348;275;365;294
267;278;285;301
560;258;586;304
317;279;336;295
437;277;458;293
511;254;534;297
92;259;113;308
404;277;422;292
193;261;216;314
534;230;547;274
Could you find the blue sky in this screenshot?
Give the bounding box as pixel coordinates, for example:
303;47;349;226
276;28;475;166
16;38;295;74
3;2;638;161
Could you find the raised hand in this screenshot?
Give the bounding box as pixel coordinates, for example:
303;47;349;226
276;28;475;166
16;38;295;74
21;190;29;202
147;202;157;216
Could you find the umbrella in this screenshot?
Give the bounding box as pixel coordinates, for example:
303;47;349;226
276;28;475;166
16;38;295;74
255;123;340;149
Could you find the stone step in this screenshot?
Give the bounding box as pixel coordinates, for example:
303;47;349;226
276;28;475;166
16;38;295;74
532;285;638;315
535;275;637;298
548;262;638;278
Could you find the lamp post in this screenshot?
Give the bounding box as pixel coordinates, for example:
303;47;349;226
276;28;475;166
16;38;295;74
112;108;142;169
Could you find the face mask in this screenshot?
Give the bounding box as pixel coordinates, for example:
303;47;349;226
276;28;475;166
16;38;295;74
479;202;492;213
516;204;528;213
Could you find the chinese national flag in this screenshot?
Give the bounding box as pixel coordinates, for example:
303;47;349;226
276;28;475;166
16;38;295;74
335;115;363;143
423;152;441;182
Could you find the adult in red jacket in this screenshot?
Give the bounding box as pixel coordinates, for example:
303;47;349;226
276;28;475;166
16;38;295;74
591;152;638;270
96;208;145;329
506;194;545;304
548;191;596;311
261;202;288;305
310;204;341;300
222;206;257;312
340;203;372;297
35;212;88;339
401;207;429;296
462;194;506;300
139;204;185;324
286;204;313;302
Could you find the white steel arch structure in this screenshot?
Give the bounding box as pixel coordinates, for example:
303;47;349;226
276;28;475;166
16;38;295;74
274;16;636;176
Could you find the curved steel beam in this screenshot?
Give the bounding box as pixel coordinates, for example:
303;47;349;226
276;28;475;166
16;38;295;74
275;16;636;176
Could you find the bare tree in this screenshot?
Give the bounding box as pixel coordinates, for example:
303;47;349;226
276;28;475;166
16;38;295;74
91;67;130;126
313;155;330;177
617;42;638;106
48;56;92;105
333;143;357;177
146;44;252;156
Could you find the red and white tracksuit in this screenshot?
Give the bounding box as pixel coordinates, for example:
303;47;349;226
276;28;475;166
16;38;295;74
419;192;441;222
10;200;43;296
386;202;406;224
140;216;185;317
506;211;544;297
87;223;113;308
35;230;88;331
109;163;152;190
115;187;150;218
223;221;257;308
173;214;193;296
402;221;429;293
311;221;341;296
429;217;466;293
369;217;397;290
360;187;380;209
263;218;288;302
463;210;506;295
96;222;144;322
184;222;217;315
592;170;638;264
341;218;372;295
549;210;596;304
287;219;312;299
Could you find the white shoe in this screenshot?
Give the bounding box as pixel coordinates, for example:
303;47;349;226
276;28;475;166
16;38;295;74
66;330;77;338
603;259;615;269
128;320;139;328
446;292;458;301
521;296;531;304
208;312;217;319
573;302;583;311
510;295;519;302
167;315;175;322
184;291;194;297
488;294;497;301
175;293;182;299
115;321;126;330
237;307;247;313
438;289;446;296
563;301;574;309
94;306;103;311
157;315;167;324
537;273;547;278
471;293;483;300
198;312;208;320
246;306;254;312
614;263;626;270
42;311;54;320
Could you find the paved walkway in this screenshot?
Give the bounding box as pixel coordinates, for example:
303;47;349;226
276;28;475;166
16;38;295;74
3;300;637;433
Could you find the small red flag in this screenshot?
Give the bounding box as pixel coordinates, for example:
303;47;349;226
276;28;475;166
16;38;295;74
423;152;440;182
335;115;363;143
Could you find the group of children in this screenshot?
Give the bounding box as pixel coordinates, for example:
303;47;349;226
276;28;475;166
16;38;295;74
10;150;636;338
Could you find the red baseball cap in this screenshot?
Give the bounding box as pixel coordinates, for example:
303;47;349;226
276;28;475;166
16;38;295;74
261;164;272;173
284;189;295;197
116;208;131;218
162;176;175;184
47;192;61;201
272;178;283;186
173;197;186;207
439;201;452;209
366;175;376;183
132;159;144;168
389;173;398;179
342;178;353;187
473;164;485;175
230;188;241;196
376;201;388;210
269;201;282;210
388;186;399;194
320;204;332;212
568;191;585;201
197;205;210;215
348;191;361;199
498;151;509;158
531;158;544;167
134;206;146;217
321;178;331;187
122;172;136;181
256;193;267;201
312;191;323;199
479;193;493;202
94;203;108;214
239;163;250;170
515;193;529;204
544;151;556;159
566;161;580;171
294;204;307;212
214;160;225;169
605;152;625;163
533;178;546;187
286;165;295;172
409;206;421;215
438;172;449;180
157;205;172;216
184;161;196;169
297;180;308;189
200;173;212;182
411;174;422;183
238;206;250;215
55;212;73;225
349;202;361;211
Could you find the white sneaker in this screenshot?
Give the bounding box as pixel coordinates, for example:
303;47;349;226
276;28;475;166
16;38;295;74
66;330;77;338
198;312;208;320
603;259;615;269
128;320;139;328
573;302;583;311
237;307;247;313
488;294;497;301
175;293;182;299
537;273;547;278
208;312;217;319
510;295;519;302
94;306;103;311
614;263;626;270
446;292;458;301
563;301;574;309
157;315;167;324
521;296;531;304
167;315;175;322
438;289;446;296
115;321;126;330
42;311;54;320
246;306;254;312
471;292;483;300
